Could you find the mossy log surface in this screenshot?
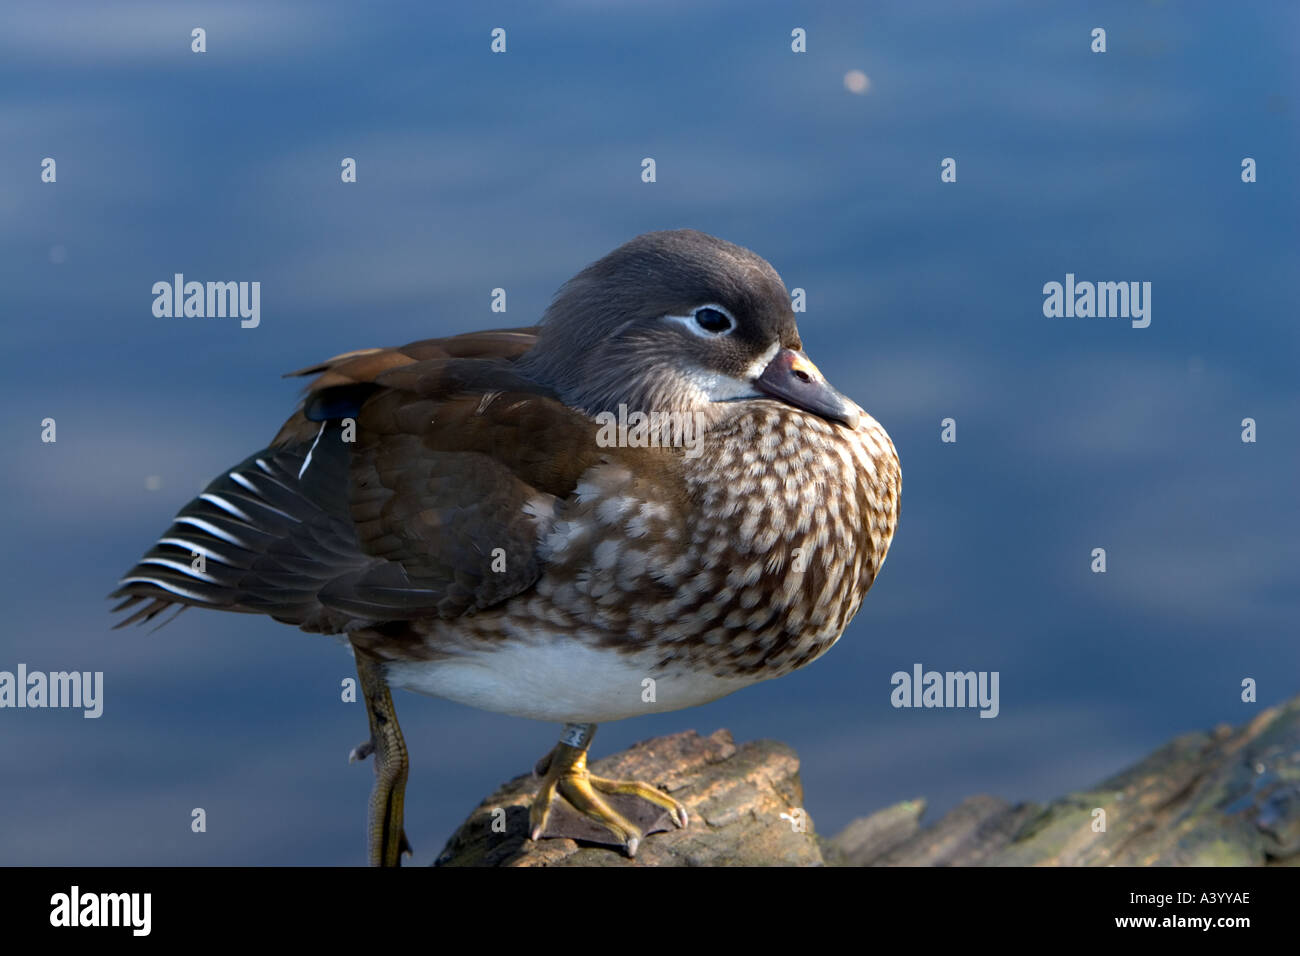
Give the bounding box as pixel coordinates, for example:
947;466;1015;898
435;696;1300;866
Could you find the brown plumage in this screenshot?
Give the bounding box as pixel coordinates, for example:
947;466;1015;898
111;229;900;862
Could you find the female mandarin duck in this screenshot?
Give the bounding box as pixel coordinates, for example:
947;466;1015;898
113;230;901;865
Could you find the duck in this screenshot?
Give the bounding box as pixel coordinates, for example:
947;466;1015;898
112;229;901;865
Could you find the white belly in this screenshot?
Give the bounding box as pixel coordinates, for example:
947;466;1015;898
382;638;759;724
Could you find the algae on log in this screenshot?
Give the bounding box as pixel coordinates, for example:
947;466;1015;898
435;695;1300;866
830;695;1300;866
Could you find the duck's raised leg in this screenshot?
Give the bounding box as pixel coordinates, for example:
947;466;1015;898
348;644;412;866
529;723;688;857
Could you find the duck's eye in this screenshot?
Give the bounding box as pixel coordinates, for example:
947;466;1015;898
693;306;734;334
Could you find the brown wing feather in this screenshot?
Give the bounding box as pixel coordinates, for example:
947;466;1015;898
271;328;540;446
112;325;622;633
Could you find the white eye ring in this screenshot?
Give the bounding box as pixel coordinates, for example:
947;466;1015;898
663;304;736;338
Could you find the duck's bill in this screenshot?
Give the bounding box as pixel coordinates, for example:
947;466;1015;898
754;349;860;429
